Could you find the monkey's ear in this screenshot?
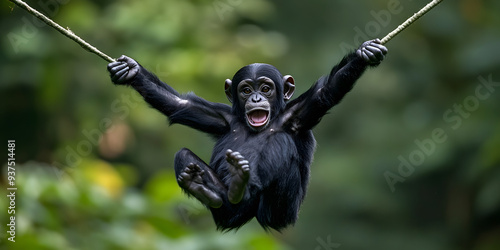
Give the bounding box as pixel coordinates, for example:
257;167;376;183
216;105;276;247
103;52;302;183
283;75;295;101
225;79;233;103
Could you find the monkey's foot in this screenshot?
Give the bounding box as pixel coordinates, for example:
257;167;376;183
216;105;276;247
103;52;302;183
225;149;250;204
177;163;223;208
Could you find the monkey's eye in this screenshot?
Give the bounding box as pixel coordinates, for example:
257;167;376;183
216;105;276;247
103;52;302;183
242;88;252;94
261;86;270;93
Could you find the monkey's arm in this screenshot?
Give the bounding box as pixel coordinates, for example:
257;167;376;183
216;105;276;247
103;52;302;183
284;39;387;132
108;55;232;136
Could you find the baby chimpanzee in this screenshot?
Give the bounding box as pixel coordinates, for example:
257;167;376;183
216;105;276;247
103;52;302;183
107;39;387;231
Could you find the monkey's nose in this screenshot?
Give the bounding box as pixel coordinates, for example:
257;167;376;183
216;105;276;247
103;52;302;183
251;95;262;103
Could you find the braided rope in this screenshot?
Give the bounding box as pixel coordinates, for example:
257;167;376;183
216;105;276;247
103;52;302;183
380;0;444;44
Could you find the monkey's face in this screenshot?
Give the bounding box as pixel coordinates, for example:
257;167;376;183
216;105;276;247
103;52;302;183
237;76;275;131
224;63;295;131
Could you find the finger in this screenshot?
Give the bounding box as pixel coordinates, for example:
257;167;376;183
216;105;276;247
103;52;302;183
362;53;370;62
109;63;128;74
107;61;124;71
116;72;128;83
360;49;371;62
356;49;367;61
365;46;385;61
114;68;129;83
369;43;388;54
125;67;139;81
117;55;128;61
238;160;249;166
365;45;379;53
108;61;123;68
194;164;202;171
363;48;376;61
361;40;371;47
234;154;244;160
241;165;250;172
127;59;139;68
112;66;129;82
111;70;123;82
356;49;363;58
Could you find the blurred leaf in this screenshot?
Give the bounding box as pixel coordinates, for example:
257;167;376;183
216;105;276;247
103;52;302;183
143;170;183;203
77;159;125;198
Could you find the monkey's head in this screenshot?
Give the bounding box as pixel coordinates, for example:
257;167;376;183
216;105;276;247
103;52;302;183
224;63;295;131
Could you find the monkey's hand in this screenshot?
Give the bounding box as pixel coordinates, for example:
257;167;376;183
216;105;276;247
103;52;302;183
356;39;388;66
107;55;140;85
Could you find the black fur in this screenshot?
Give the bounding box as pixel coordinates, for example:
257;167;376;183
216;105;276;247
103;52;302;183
107;39;386;231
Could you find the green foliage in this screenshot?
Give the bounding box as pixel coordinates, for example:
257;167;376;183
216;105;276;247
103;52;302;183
0;162;287;250
1;0;500;249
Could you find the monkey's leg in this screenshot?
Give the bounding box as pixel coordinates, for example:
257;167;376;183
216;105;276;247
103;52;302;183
175;148;225;208
225;149;250;204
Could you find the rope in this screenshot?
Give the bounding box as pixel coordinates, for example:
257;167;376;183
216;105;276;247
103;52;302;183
8;0;115;62
380;0;444;45
8;0;444;61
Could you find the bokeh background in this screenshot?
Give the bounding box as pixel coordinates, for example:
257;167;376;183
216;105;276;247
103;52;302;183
1;0;500;249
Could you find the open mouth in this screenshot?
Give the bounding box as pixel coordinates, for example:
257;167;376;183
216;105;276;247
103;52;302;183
247;109;270;127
